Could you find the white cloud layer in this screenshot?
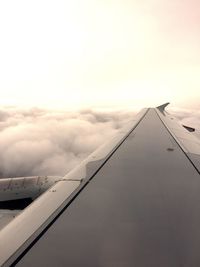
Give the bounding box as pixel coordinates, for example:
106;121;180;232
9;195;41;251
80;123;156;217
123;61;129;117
0;106;199;178
0;107;134;178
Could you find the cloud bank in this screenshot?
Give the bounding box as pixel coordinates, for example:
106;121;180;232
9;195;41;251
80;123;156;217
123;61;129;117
0;107;134;178
0;106;199;179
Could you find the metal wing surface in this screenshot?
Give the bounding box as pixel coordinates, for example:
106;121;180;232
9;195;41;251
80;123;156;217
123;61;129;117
1;105;200;267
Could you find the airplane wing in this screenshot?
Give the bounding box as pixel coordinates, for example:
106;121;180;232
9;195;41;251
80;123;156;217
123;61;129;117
1;104;200;266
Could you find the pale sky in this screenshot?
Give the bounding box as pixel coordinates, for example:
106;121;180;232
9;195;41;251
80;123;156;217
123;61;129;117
0;0;200;109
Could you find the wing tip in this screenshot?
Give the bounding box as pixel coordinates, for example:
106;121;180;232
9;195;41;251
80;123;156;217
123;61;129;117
156;102;170;112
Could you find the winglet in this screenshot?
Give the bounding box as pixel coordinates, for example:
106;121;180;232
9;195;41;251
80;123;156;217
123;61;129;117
156;102;170;112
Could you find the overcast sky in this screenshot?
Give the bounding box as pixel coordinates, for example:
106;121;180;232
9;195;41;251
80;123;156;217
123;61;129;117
0;0;200;109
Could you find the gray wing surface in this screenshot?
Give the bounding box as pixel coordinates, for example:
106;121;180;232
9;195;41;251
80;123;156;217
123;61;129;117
1;106;200;266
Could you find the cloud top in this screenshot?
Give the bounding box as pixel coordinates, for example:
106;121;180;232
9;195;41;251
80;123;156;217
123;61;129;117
0;107;134;178
0;106;199;178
